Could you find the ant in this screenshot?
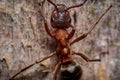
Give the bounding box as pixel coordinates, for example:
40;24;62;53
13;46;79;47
9;0;112;80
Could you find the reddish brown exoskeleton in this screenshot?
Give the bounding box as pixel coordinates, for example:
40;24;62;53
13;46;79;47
9;0;112;80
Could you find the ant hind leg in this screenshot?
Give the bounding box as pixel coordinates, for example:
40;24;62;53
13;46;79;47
53;62;61;80
9;52;56;80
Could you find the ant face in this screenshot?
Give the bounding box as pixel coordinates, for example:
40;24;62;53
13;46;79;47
51;4;71;28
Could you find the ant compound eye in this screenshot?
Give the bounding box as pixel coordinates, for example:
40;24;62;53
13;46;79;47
51;17;54;22
53;11;58;17
54;11;57;14
66;11;69;15
68;18;71;23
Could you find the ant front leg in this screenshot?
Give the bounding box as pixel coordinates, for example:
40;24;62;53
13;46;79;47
70;5;112;45
39;3;54;39
72;51;108;62
67;25;75;40
9;52;56;80
53;62;61;80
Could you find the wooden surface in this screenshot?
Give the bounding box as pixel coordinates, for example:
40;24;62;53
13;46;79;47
0;0;119;80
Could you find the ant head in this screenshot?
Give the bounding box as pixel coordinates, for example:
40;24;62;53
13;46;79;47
47;0;87;28
51;4;71;28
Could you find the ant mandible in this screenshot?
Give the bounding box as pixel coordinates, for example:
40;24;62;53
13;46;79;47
9;0;112;80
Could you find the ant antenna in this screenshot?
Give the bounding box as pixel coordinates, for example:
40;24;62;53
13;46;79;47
65;0;87;11
47;0;58;11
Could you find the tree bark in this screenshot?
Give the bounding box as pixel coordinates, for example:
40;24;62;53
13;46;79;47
0;0;119;80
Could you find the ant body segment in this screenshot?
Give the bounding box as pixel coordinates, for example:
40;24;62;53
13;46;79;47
9;0;112;80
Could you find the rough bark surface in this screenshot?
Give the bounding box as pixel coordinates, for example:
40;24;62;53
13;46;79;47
0;0;119;80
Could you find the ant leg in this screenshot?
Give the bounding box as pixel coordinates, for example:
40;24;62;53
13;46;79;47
70;5;112;45
53;62;61;80
39;3;54;39
9;52;56;80
67;25;75;40
72;51;108;62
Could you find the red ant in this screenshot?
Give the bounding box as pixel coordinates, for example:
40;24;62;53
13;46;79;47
9;0;112;80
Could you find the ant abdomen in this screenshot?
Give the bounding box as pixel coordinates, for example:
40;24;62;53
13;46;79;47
60;61;82;80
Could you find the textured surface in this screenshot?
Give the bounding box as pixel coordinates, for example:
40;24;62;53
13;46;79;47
0;0;120;80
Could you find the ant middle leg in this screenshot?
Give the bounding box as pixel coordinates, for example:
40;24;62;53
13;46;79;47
72;51;108;62
70;5;112;45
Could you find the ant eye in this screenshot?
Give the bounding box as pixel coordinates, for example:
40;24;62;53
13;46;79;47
66;11;69;15
51;17;54;22
54;11;57;14
53;11;58;17
68;18;71;23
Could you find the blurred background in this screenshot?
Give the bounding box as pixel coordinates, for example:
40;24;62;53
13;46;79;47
0;0;119;80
